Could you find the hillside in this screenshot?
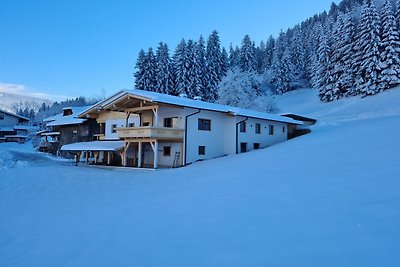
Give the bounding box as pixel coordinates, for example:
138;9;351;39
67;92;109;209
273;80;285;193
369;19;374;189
0;91;52;113
1;88;400;266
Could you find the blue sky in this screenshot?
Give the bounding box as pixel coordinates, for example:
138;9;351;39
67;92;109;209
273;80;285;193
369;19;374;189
0;0;339;100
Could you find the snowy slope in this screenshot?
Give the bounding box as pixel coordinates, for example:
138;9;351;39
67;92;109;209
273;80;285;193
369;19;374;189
1;89;400;266
0;91;52;113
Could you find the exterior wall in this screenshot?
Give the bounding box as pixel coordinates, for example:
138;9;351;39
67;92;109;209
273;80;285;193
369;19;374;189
157;142;182;167
237;117;288;152
0;112;19;127
156;106;185;128
97;111;139;140
185;108;231;164
184;109;290;165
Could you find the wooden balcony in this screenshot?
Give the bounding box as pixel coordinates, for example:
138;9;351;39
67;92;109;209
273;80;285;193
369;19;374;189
116;127;184;140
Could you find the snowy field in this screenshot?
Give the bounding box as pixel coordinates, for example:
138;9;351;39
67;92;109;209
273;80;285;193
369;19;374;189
1;88;400;266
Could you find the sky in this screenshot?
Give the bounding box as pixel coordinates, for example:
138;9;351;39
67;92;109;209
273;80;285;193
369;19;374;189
0;0;339;101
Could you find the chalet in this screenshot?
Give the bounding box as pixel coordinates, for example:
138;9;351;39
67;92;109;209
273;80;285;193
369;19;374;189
61;90;304;168
39;106;98;156
0;109;29;143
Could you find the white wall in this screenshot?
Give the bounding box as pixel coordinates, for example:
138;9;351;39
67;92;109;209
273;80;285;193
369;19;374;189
237;117;288;152
0;112;19;127
156;106;185;128
185;109;231;164
103;115;139;140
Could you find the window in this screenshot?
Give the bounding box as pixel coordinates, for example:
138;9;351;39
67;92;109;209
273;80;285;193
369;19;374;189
163;146;171;157
255;123;261;134
253;143;260;150
282;126;285;133
198;119;211;131
240;142;247;153
164;117;177;128
198;146;206;155
239;121;246;132
269;125;274;135
0;113;4;120
111;124;118;133
164;118;173;128
128;123;135;127
142;122;150;126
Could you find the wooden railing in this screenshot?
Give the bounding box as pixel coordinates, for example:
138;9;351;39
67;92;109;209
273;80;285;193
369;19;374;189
116;127;184;140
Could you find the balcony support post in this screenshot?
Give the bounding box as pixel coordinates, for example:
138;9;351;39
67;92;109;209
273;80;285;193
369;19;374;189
138;141;143;168
152;108;159;127
153;140;158;169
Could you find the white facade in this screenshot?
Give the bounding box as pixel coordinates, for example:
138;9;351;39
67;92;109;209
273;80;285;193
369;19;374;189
0;111;20;127
76;90;302;168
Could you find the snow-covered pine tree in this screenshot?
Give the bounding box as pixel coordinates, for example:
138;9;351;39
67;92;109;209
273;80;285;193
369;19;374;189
290;25;307;81
264;35;275;71
379;0;400;89
239;35;257;72
142;48;157;92
228;44;240;69
272;49;293;94
134;49;146;90
221;47;229;77
155;42;175;94
308;22;323;88
396;0;400;29
316;30;334;101
255;40;266;74
336;10;356;96
353;0;382;96
173;39;191;96
196;35;208;99
205;30;224;102
185;39;202;98
329;13;348;100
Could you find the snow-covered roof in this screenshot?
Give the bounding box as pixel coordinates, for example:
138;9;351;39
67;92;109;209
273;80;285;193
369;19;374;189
0;109;29;121
61;141;125;152
84;90;302;125
4;135;27;138
44;106;91;127
46;117;87;127
41;132;61;136
0;127;15;132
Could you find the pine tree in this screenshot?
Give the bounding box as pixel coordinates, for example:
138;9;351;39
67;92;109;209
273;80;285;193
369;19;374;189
264;35;275;71
196;35;208;99
329;12;349;100
134;49;146;90
173;39;190;96
228;44;240;68
354;0;382;95
205;30;224;102
290;26;306;80
239;34;257;72
272;50;293;94
143;48;157;92
316;31;334;101
336;10;356;96
379;0;400;89
155;42;175;94
221;47;229;77
255;41;266;74
185;39;202;98
396;0;400;30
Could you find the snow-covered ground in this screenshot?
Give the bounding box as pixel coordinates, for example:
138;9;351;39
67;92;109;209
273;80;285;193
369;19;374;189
1;88;400;266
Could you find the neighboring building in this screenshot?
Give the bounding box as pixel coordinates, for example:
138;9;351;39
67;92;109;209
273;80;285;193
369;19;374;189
0;109;29;143
39;106;98;156
61;90;304;168
281;113;317;139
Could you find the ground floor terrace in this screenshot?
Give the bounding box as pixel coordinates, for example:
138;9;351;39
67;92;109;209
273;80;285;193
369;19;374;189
61;139;184;169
